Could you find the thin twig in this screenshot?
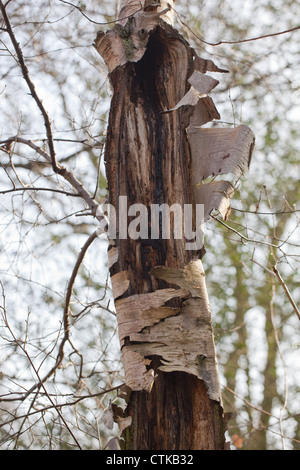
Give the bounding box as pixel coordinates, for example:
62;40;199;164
93;143;105;200
223;385;274;418
0;186;81;197
270;282;288;450
272;265;300;321
0;384;125;428
250;258;275;277
212;215;280;249
231;206;300;216
250;257;300;322
173;7;300;47
64;230;99;326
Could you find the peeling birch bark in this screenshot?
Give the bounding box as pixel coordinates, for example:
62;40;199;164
150;260;206;297
120;260;222;402
188;125;255;223
121;348;155;391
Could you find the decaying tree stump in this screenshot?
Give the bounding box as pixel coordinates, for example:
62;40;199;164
94;0;254;450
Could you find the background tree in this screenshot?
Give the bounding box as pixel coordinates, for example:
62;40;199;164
0;0;299;450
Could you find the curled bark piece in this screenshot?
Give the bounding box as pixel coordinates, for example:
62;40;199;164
189;96;221;127
106;437;121;450
111;270;130;299
189;70;219;95
194;180;235;221
94;5;173;73
193;54;229;74
102;402;115;430
165;71;219;112
118;0;143;22
188;125;255;182
94;30;127;73
103;401;132;450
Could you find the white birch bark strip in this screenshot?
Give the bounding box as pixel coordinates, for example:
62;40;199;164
116;287;189;343
116;288;189;318
150;260;207;298
118;306;180;342
129;297;221;401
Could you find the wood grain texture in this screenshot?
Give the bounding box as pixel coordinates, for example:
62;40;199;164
126;369;226;450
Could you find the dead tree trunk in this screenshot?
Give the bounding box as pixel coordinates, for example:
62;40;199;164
94;0;254;450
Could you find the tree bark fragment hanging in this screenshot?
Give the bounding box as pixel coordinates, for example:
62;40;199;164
94;0;255;450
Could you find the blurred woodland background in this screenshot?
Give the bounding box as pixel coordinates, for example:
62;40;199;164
0;0;299;449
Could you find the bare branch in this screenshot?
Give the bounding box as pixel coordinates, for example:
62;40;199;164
0;136;101;217
0;1;59;174
212;215;280;249
174;7;300;47
231;206;300;216
0;384;125;430
270;282;288;450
